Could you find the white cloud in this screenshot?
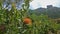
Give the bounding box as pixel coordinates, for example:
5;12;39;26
30;0;60;9
30;0;41;9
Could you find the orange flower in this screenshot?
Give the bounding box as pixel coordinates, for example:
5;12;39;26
23;17;32;24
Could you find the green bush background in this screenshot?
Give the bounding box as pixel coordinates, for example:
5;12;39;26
0;0;60;34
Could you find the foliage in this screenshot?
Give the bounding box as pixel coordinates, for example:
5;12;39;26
0;0;60;34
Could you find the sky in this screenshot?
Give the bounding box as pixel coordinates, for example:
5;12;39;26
3;0;60;10
30;0;60;9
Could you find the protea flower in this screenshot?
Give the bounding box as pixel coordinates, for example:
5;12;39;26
23;17;32;24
